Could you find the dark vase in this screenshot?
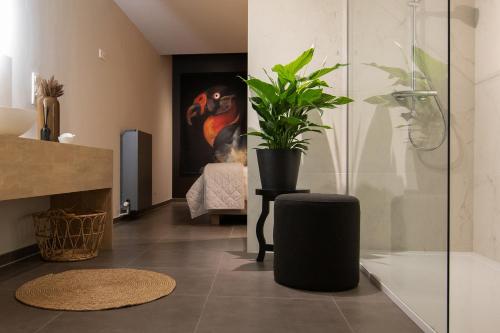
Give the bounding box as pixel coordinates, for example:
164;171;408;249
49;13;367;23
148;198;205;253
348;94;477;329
257;149;301;191
36;96;60;142
40;126;51;141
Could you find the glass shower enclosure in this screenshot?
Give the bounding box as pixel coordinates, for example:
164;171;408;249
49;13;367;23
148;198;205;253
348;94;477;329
349;1;500;332
348;0;449;332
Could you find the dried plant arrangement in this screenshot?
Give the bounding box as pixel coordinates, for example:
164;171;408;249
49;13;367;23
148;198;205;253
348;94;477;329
36;76;64;98
35;75;64;141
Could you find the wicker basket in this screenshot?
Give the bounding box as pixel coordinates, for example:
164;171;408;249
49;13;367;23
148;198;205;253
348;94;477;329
33;209;107;262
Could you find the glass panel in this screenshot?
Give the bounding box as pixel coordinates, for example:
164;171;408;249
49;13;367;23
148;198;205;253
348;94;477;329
348;1;449;332
450;1;500;332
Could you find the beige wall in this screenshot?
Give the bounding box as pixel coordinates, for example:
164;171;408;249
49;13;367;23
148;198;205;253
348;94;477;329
0;0;172;255
247;0;348;252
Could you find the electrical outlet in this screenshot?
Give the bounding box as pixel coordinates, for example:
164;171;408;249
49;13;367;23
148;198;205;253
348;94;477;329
31;72;39;105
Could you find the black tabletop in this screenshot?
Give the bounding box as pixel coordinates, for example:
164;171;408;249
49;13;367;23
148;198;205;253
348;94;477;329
255;189;310;201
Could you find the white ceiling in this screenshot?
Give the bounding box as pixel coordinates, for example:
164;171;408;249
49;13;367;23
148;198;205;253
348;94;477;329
114;0;248;55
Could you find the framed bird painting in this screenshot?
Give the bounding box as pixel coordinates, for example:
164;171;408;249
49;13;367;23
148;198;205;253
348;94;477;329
179;72;247;175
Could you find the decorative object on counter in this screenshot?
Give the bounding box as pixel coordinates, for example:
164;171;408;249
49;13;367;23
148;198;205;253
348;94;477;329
40;100;51;141
35;75;64;141
0;107;36;136
32;209;106;261
15;268;176;311
58;132;76;144
243;47;353;190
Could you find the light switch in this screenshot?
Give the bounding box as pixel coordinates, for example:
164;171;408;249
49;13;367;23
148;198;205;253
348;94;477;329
98;48;107;61
31;72;39;105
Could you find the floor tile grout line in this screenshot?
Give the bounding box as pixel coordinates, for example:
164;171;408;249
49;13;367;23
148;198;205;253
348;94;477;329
32;311;63;333
127;265;219;272
164;292;214;297
192;249;225;333
124;239;164;266
203;294;335;301
331;296;356;333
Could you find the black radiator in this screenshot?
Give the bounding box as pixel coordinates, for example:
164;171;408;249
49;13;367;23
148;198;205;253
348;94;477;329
120;129;152;212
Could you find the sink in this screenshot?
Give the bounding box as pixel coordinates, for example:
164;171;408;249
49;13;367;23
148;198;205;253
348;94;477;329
0;107;36;136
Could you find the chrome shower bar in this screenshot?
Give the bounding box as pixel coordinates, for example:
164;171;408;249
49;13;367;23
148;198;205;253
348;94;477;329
392;90;438;99
409;0;419;92
398;0;447;152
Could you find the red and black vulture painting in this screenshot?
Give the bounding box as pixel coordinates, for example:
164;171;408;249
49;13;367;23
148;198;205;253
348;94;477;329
180;72;247;175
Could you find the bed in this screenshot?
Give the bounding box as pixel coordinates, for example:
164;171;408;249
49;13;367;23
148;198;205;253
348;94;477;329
186;162;247;223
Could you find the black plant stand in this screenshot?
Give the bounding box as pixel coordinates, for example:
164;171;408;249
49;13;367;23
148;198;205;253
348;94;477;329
255;189;310;262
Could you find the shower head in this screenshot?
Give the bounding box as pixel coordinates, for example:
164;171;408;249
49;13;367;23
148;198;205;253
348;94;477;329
452;5;479;28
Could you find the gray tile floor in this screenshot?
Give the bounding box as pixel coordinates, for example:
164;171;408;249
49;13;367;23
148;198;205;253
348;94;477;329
0;202;422;333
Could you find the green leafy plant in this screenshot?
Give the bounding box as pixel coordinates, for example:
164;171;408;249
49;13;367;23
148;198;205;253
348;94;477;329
364;46;447;121
364;46;447;149
242;48;353;153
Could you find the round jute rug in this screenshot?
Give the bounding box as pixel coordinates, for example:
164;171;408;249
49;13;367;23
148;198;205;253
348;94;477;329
15;268;176;311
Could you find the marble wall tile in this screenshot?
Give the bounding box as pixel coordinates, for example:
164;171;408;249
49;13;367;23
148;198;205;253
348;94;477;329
473;0;500;260
247;0;476;256
450;0;476;252
472;173;500;259
349;0;453;252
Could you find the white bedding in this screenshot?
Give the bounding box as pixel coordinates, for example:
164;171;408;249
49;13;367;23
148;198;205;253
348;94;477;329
186;163;247;218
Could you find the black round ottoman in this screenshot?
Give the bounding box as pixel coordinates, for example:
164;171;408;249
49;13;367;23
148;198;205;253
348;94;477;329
273;193;360;291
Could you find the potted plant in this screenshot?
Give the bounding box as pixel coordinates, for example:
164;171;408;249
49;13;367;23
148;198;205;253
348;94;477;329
243;47;353;190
